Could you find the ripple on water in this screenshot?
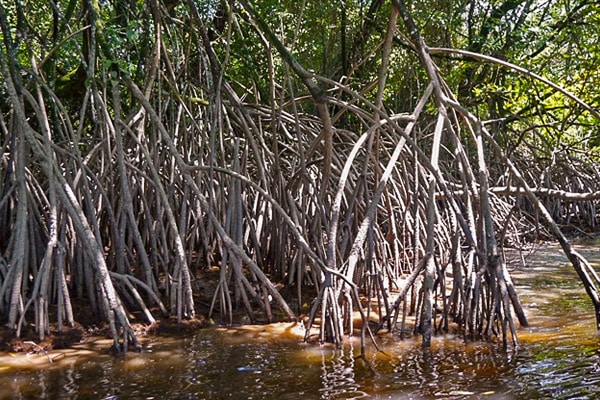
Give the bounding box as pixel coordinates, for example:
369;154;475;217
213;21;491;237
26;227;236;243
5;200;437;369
511;345;600;399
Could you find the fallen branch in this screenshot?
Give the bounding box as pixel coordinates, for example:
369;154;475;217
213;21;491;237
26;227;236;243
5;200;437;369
437;186;600;201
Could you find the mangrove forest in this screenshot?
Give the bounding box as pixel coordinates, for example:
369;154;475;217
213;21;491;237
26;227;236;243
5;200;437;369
0;0;599;355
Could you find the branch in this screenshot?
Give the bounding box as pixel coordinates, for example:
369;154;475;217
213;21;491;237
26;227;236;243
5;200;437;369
438;186;600;201
238;0;334;193
238;0;324;102
490;186;600;201
428;47;600;121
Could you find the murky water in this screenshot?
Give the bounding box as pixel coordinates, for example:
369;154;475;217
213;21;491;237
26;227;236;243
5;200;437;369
1;243;599;399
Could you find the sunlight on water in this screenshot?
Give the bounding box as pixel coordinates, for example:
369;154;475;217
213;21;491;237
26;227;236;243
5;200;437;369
3;323;599;399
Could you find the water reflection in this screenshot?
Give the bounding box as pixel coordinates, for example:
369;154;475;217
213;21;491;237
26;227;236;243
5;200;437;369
318;346;369;399
510;345;600;399
373;339;514;399
1;329;600;399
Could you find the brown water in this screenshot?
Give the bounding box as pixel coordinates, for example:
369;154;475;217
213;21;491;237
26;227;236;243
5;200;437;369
1;243;600;399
